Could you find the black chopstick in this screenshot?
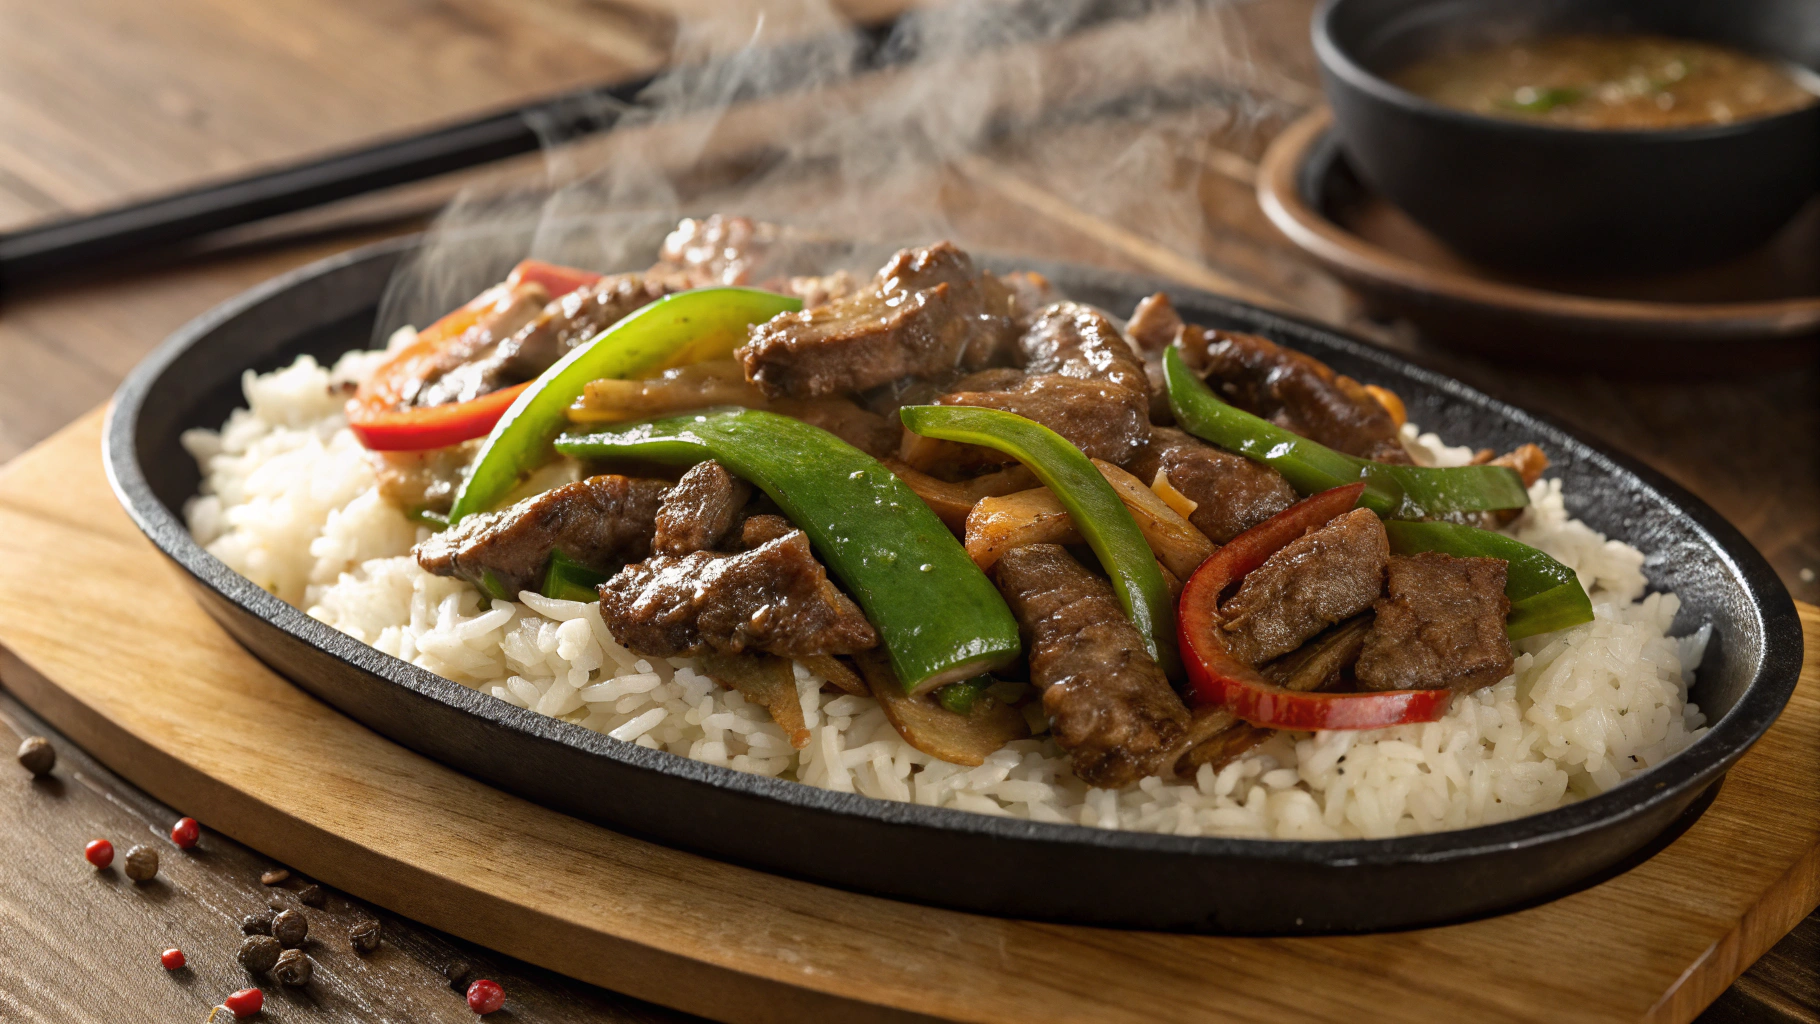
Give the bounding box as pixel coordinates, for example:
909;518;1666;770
0;20;889;294
0;0;1163;294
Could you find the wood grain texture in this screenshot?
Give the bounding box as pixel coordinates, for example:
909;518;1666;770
0;683;700;1023
0;408;1816;1024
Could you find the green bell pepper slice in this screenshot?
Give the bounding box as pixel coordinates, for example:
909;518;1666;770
934;675;992;716
556;409;1021;695
1162;346;1529;521
541;551;611;604
1383;520;1595;639
449;287;802;522
899;404;1179;674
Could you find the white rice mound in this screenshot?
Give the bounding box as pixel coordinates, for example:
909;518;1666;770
183;352;1711;839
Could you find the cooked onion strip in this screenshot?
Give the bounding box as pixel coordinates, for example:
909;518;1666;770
961;461;1215;579
855;651;1029;767
1091;459;1215;579
567;359;767;424
1150;467;1198;519
700;652;811;749
801;654;867;697
964;488;1079;569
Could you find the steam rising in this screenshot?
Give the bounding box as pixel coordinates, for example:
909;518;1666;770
376;0;1286;339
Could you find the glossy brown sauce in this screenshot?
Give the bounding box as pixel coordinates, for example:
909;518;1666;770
1394;34;1819;129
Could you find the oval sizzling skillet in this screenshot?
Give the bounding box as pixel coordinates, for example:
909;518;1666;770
103;236;1803;934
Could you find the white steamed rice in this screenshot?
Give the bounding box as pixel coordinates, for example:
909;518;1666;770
182;348;1711;839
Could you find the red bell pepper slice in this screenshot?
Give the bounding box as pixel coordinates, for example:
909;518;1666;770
347;260;599;451
1177;482;1454;731
506;259;602;299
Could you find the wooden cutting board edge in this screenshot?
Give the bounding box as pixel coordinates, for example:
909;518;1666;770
0;406;1815;1024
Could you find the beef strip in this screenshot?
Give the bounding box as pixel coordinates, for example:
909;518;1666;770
652;460;752;556
738;242;1017;399
599;530;878;659
414;474;670;597
934;374;1153;466
991;544;1189;787
1219;507;1389;666
405;282;552;407
1356;553;1513;693
487;272;681;386
999;270;1060;322
783;271;857;309
930;302;1154;467
653;214;782;287
1124;292;1183;354
738;514;796;550
769;396;901;459
1129;428;1298;543
1017;301;1151;399
1125;292;1184;423
1181;324;1411;464
414;273;680;406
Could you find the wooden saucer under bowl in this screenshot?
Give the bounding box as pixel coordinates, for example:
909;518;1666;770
1257;109;1820;365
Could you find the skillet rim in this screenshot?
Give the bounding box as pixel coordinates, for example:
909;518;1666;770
102;234;1804;871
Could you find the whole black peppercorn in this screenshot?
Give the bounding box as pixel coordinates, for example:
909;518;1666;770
240;911;274;935
16;736;54;776
122;844;159;882
237;934;282;974
349;918;382;954
297;883;326;908
273;948;314;986
445;959;478;993
271;909;308;948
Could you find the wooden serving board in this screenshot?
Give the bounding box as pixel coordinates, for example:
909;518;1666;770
2;407;1817;1024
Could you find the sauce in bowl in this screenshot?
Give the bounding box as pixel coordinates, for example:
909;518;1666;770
1394;34;1820;129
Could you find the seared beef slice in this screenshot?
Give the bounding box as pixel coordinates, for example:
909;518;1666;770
415;475;668;598
935;303;1154;466
936;375;1153;466
652;460;752;556
600;531;877;659
1219;508;1389;666
1185;326;1410;464
1130;428;1297;543
1357;553;1513;693
992;544;1188;787
739;242;1015;399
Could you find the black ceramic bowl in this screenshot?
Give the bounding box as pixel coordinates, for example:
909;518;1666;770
104;236;1803;934
1314;0;1820;273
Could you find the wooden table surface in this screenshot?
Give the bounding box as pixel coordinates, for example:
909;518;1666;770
0;0;1814;1021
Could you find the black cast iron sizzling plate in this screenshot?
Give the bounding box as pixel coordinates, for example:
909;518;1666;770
104;236;1802;934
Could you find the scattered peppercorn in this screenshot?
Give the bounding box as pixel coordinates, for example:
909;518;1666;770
16;736;54;776
445;959;478;993
240;911;274;936
170;817;200;849
223;987;264;1019
271;909;307;948
349;918;382;954
84;839;114;869
273;949;313;987
260;869;290;886
466;979;505;1015
297;883;326;908
237;934;282;974
160;948;186;971
123;844;159;882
